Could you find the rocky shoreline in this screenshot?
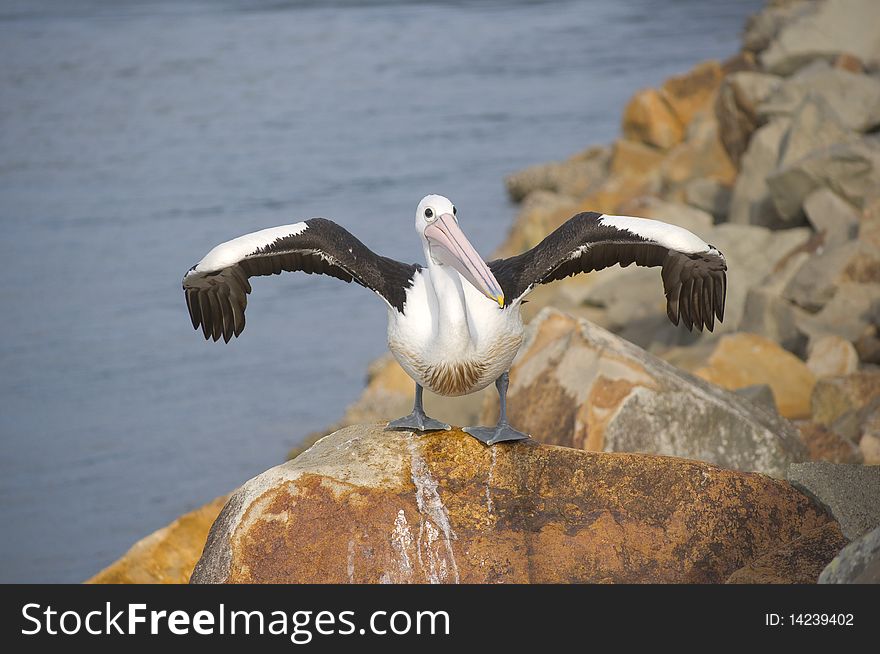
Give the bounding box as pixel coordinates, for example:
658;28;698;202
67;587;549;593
89;0;880;585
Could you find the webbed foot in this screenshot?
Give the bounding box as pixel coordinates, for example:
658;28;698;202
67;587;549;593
386;412;450;432
464;422;530;445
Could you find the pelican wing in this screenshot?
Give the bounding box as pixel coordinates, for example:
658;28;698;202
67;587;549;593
489;211;727;331
182;218;420;342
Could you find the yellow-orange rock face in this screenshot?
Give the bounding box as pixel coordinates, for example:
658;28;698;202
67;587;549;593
191;424;835;584
694;333;817;420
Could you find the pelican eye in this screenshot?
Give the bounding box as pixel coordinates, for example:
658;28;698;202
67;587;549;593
424;208;435;221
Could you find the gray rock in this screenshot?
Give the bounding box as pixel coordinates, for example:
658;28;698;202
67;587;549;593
505;146;609;202
715;71;784;165
485;308;809;478
728;119;790;227
777;93;854;170
783;241;860;311
760;0;880;75
803;188;860;249
739;287;809;354
819;525;880;584
787;462;880;540
742;1;815;55
796;282;880;343
767;140;880;223
682;178;731;221
759;67;880;133
734;384;780;415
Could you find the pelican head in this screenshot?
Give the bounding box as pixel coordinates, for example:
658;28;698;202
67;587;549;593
416;194;504;307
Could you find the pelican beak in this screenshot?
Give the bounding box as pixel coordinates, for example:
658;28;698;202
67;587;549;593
425;213;505;307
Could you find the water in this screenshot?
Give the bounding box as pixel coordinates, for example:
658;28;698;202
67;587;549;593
0;0;762;582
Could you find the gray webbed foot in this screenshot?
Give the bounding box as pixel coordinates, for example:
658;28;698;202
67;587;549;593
386;412;450;432
464;423;530;445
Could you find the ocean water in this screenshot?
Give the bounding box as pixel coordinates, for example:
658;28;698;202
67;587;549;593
0;0;762;582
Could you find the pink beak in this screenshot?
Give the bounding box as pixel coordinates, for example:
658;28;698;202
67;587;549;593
424;213;505;307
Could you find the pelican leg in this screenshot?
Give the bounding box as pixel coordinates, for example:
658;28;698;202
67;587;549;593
386;383;450;432
464;372;530;445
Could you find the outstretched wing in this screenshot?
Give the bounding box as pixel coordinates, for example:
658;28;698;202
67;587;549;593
182;218;420;342
489;211;727;331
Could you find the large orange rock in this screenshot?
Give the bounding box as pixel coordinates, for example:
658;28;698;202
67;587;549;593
660;60;723;129
622;88;684;151
88;496;227;584
191;424;836;584
694;333;817;420
478;309;807;477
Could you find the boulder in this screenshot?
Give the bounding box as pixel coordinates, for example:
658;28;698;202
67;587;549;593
810;371;880;428
820;525;880;584
760;0;880;75
725;522;848;584
609;138;665;178
87;496;227;584
191;423;835;584
660;114;737;187
478;309;807;477
682;178;731;221
659;60;723;129
803;188;860;250
797;422;862;464
860;433;880;464
784;242;880;312
693;333;816;420
805;334;859;378
795;283;880;346
787;462;880;540
734;384;779;415
742;0;814;56
504;146;610;202
758;67;880;133
767;140;880;222
728;119;790;226
739;287;808;354
622;88;684;151
776;93;854;171
715;71;784;165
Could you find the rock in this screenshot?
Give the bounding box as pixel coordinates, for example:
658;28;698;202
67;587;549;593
478;309;807;477
820;525;880;584
795;283;880;346
725;522;848;584
609;138;665;178
693;333;816;420
758;67;880;133
833;52;864;74
776;93;855;172
860;433;880;464
767;140;880;222
797;422;862;464
504;146;609;202
739;288;809;354
760;0;880;75
87;496;227;584
660;114;737;187
806;334;859;378
682;178;731;221
715;71;784;165
659;60;723;129
493;191;579;257
728;119;790;227
734;384;779;414
787;461;880;540
811;372;880;428
742;0;814;55
803;188;860;249
784;242;880;312
191;423;834;584
622;88;683;151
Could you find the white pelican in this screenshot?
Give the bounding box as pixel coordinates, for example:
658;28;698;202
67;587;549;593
183;194;726;444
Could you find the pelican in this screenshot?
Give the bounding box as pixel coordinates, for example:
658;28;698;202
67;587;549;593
182;195;727;444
